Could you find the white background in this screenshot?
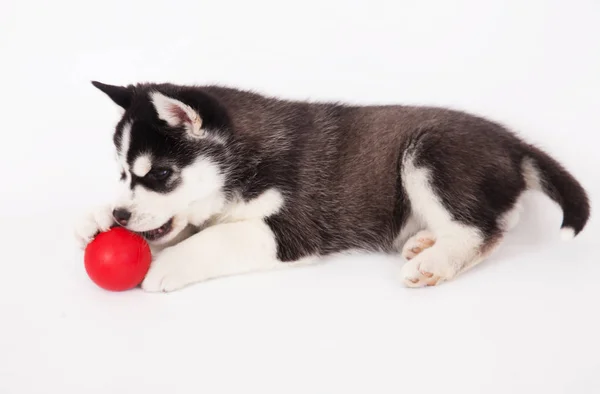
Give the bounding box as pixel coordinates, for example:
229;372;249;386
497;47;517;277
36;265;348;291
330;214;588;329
1;0;599;393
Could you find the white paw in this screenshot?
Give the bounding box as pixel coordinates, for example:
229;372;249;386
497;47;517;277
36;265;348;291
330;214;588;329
401;230;436;260
400;252;455;288
141;247;198;293
74;204;115;248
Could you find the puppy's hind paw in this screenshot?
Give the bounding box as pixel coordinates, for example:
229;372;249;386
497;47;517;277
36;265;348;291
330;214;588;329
401;230;436;261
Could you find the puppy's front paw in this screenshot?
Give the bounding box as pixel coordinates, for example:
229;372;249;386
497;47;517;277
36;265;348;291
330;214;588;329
141;247;197;293
74;205;114;248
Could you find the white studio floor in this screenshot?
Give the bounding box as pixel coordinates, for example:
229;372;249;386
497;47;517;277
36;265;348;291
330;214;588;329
2;199;600;394
2;1;599;393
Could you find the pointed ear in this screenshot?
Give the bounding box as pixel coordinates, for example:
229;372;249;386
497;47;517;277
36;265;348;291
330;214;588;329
91;81;133;109
150;91;204;138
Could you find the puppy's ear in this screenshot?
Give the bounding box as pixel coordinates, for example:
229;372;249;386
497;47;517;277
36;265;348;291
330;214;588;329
150;91;203;138
91;81;133;109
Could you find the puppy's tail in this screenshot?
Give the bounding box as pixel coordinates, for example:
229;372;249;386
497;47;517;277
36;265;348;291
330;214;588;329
523;145;590;240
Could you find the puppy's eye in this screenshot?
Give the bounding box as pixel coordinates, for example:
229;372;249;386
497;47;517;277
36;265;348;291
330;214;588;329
147;168;172;181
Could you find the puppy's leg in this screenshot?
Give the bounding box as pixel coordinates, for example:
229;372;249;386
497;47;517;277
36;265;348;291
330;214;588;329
141;220;285;292
399;156;504;287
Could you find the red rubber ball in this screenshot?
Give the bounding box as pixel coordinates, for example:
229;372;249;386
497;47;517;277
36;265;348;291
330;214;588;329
84;227;152;291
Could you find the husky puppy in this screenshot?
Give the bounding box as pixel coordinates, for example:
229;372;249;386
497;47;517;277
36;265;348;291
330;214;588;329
75;81;590;292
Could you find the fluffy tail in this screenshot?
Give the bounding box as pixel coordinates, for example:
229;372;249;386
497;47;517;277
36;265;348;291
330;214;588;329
523;145;590;239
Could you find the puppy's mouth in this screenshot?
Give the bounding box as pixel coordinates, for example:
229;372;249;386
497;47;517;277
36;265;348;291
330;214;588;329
135;218;174;241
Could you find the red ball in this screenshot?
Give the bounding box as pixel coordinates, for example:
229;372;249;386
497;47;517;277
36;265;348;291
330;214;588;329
84;227;152;291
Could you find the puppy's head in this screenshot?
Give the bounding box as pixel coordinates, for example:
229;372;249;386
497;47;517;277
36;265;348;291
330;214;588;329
92;81;230;245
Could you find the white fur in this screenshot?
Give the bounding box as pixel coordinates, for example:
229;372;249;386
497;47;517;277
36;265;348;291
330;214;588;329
399;155;488;287
119;122;131;157
522;158;542;190
401;230;436;261
141;188;288;292
185;188;285;232
117;122;132;175
73;204;114;249
186;192;226;227
393;214;423;252
215;189;285;224
114;157;225;244
131;155;152;177
560;227;575;241
499;201;523;232
150;92;203;138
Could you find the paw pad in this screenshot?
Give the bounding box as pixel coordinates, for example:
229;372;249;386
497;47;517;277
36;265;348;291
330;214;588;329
401;231;436;261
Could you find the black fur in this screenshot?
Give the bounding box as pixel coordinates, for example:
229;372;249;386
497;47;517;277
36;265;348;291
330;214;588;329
526;145;590;233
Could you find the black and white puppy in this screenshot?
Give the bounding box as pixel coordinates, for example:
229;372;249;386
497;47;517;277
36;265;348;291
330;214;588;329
75;81;590;292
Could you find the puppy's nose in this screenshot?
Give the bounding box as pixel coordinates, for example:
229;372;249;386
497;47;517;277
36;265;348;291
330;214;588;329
112;209;132;226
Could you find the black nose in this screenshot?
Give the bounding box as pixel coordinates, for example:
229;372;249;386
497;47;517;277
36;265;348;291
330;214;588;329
112;209;132;225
